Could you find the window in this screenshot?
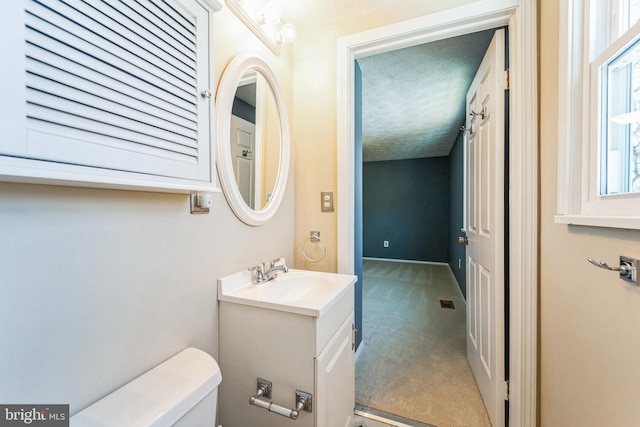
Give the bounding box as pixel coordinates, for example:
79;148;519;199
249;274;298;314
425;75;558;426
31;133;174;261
599;37;640;195
0;0;222;193
557;0;640;229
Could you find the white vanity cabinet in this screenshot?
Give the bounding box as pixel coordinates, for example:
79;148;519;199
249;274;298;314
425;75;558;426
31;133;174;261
218;272;355;427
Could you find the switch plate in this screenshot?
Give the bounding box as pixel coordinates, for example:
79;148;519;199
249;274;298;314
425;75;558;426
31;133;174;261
321;191;334;212
190;193;210;215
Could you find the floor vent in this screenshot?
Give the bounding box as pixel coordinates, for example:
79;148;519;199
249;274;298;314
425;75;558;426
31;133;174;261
440;300;455;309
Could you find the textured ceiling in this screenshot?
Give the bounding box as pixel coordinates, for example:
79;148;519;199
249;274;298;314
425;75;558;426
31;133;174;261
265;1;496;163
357;30;495;162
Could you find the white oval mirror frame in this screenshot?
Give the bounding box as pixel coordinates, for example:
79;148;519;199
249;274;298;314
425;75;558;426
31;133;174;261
216;53;291;226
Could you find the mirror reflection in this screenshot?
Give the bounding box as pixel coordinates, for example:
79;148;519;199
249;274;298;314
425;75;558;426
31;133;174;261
230;70;281;210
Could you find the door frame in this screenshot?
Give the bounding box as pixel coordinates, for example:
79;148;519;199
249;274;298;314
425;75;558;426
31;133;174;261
335;1;538;426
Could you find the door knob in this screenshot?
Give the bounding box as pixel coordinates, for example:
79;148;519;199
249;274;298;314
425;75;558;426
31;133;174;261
458;236;468;245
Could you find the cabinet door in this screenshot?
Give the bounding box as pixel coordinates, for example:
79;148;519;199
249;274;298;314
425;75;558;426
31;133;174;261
0;0;220;192
316;313;355;427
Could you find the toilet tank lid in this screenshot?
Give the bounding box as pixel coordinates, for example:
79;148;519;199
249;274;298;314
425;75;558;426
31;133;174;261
70;347;221;427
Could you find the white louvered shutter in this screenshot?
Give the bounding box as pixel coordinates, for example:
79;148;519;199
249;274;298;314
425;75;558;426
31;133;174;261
0;0;219;191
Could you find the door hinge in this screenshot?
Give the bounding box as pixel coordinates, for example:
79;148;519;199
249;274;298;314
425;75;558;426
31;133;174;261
504;68;510;90
500;379;510;401
352;324;358;350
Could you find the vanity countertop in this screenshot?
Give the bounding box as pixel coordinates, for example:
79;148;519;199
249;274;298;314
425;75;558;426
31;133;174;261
218;268;356;317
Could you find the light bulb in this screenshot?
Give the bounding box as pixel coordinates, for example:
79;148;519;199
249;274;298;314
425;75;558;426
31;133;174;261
277;22;297;43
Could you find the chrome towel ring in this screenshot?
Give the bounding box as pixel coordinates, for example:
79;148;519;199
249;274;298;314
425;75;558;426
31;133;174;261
302;231;326;263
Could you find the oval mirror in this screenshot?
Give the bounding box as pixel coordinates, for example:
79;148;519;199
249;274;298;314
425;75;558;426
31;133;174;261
216;54;291;226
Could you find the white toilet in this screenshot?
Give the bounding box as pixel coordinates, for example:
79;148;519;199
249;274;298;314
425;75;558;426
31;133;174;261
70;347;222;426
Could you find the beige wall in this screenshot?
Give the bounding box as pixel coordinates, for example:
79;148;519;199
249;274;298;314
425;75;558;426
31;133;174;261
291;0;479;271
4;1;639;423
540;1;640;425
0;6;294;414
291;0;640;425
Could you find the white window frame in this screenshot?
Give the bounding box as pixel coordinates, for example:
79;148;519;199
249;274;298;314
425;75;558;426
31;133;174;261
556;0;640;229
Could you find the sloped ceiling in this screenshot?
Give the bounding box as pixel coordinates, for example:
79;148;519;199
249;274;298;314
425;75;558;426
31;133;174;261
357;30;495;162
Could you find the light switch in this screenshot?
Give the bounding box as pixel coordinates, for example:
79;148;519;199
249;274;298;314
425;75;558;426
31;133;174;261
190;192;211;215
321;191;334;212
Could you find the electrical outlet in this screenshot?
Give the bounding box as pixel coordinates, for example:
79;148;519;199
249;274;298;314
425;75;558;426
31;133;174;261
321;191;334;212
458;258;461;269
383;240;389;248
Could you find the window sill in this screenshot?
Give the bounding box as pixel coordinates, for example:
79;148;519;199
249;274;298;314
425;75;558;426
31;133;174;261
554;214;640;230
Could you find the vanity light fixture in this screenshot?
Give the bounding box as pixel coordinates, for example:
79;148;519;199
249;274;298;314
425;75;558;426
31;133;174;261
225;0;297;55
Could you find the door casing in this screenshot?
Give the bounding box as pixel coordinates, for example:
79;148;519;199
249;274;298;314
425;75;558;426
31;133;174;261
336;2;538;426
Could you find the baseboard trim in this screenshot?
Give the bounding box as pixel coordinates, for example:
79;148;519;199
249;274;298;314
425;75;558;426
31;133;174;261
363;257;447;266
446;264;467;307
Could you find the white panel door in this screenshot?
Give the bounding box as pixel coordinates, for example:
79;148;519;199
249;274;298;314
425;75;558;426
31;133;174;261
466;29;506;427
230;114;256;209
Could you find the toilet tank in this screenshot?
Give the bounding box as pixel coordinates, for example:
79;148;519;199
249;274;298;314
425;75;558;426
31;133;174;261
70;348;222;427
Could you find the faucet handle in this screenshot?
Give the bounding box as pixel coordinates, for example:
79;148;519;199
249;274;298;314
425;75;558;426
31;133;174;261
269;257;282;267
249;263;266;283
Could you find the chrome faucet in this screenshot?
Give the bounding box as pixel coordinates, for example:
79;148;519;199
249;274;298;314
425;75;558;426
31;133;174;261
249;258;288;284
265;257;288;281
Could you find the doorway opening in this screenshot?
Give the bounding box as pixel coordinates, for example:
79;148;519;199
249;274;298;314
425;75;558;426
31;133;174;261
354;28;498;426
336;3;538;427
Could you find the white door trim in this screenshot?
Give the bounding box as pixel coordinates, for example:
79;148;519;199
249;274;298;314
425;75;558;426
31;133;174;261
336;1;538;426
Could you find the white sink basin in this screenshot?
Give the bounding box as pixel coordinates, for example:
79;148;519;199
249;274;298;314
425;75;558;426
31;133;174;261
255;274;338;302
218;268;356;317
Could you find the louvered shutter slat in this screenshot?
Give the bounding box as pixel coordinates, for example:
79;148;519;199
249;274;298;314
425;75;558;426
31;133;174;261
119;0;196;51
26;5;196;104
81;0;196;71
26;40;197;118
27;98;198;157
42;0;196;84
27;119;198;164
26;67;198;141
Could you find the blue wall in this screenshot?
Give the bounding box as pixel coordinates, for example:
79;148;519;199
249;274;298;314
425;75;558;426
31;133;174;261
448;132;467;297
232;97;255;123
363;157;449;262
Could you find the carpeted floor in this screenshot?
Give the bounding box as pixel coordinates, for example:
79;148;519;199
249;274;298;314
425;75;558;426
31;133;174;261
355;259;492;427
